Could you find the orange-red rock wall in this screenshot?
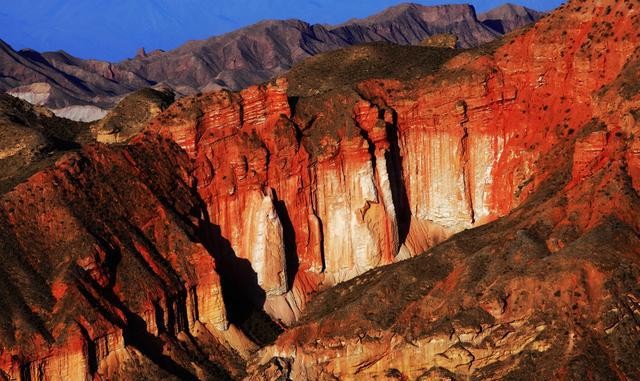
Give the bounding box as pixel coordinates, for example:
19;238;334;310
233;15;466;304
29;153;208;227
150;0;640;327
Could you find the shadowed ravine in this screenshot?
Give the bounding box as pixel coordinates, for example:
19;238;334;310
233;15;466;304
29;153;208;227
1;0;640;380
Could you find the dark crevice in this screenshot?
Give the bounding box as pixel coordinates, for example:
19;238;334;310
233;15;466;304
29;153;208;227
76;323;98;375
356;119;377;173
72;267;207;381
188;286;199;325
153;300;167;334
287;96;299;117
272;189;299;290
19;363;32;381
383;108;411;245
458;101;475;224
461;125;475;225
308;164;326;272
165;291;189;336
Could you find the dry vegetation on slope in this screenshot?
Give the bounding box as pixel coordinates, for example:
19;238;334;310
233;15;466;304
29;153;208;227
1;0;640;380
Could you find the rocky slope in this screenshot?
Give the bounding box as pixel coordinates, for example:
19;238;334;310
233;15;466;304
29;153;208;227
93;87;175;144
0;0;639;379
0;3;541;120
0;94;91;194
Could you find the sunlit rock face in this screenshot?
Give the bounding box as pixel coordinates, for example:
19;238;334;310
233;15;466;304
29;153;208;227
149;0;640;331
240;0;640;379
151;81;410;323
2;0;640;379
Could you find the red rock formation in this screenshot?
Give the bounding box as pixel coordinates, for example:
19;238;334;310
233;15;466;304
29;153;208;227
148;0;640;333
0;136;244;380
241;0;640;378
1;0;639;379
150;80;409;324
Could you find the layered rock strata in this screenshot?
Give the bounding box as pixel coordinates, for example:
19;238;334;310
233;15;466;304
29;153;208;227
149;0;640;327
0;0;639;379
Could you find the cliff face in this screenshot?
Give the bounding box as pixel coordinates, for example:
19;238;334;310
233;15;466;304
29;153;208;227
148;0;640;328
1;0;639;379
241;0;640;379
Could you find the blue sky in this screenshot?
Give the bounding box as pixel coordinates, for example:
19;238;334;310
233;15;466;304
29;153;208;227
0;0;563;62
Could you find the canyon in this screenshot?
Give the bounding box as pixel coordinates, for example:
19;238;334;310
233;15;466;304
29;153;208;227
0;0;640;380
0;3;541;121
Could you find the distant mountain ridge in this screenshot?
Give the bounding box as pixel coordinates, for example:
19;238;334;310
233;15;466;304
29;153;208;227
478;3;545;33
0;2;543;121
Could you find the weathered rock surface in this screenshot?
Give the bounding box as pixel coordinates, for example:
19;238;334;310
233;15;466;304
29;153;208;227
0;0;639;379
0;3;541;118
242;0;640;379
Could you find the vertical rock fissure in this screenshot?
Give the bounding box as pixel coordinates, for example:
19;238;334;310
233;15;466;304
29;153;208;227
77;322;98;376
308;163;326;272
193;182;283;347
194;106;206;157
262;140;271;191
271;189;299;291
382;108;411;246
459;101;476;225
355;117;378;176
188;286;199;326
287;97;301;145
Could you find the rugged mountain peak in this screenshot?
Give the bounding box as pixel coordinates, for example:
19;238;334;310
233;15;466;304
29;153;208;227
479;2;544;34
330;2;497;48
340;3;479;26
480;2;542;18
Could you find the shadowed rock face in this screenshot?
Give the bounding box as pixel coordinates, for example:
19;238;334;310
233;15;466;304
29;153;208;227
0;136;243;380
0;3;542;119
1;0;640;379
0;94;91;194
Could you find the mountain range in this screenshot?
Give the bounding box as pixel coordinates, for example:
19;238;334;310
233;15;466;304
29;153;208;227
4;0;639;380
0;3;542;121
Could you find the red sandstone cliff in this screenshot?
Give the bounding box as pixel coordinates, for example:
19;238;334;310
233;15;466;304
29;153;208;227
0;0;640;379
241;0;640;378
148;0;640;326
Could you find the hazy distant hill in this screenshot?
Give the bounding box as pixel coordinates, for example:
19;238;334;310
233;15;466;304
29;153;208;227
0;2;543;121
